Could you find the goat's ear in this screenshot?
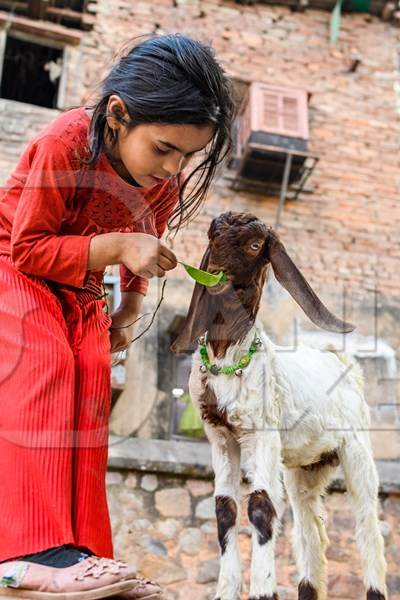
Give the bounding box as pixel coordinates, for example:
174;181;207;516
265;229;355;333
170;247;211;353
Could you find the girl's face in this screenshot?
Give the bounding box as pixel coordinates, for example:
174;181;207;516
106;96;215;188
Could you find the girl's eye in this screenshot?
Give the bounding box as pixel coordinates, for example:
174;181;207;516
154;145;170;155
154;145;196;159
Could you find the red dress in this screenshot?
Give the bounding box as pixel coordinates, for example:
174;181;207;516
0;108;179;561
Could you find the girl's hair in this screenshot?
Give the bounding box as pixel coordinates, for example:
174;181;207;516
88;34;235;232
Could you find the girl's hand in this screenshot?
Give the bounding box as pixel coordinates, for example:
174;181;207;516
109;307;137;353
120;233;177;279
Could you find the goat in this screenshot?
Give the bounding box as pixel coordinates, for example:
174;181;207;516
171;212;387;600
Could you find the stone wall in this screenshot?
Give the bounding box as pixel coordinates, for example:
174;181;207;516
106;437;400;600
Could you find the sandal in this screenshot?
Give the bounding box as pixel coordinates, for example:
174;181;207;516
111;574;162;598
0;556;138;599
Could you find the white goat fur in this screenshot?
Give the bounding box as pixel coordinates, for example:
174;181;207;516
189;324;387;600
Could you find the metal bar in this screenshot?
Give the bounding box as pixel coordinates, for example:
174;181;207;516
247;141;317;160
292;156;318;200
275;153;293;229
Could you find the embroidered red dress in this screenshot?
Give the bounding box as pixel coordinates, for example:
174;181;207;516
0;107;179;562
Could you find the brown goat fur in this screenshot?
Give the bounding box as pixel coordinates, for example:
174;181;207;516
171;211;354;356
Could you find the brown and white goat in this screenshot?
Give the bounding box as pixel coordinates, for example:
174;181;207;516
171;212;387;600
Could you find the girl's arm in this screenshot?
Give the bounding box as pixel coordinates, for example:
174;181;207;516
88;231;176;278
10;135;176;288
11;136;96;287
118;177;182;297
109;290;144;353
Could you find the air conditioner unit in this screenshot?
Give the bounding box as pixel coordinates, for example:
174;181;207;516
231;82;312;186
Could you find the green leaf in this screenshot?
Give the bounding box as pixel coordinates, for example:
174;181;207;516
180;262;227;287
330;0;343;45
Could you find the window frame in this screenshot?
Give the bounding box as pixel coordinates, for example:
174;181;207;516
0;28;68;110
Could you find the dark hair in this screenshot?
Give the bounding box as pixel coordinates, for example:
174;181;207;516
88;34;235;232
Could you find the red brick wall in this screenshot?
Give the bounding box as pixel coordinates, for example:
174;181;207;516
0;1;399;449
73;0;400;301
2;1;399;319
64;0;400;350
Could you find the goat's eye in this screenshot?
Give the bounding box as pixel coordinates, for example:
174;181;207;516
250;242;261;251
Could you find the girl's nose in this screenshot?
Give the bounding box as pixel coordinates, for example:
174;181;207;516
163;154;187;177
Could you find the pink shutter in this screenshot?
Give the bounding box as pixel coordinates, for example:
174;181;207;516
250;83;309;140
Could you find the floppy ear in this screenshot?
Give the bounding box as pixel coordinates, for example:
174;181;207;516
265;229;355;333
170;247;212;353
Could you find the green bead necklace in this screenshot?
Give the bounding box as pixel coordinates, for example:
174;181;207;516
199;332;262;377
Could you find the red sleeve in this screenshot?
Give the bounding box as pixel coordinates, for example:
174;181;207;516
10;135;96;288
119;177;181;295
119;266;149;295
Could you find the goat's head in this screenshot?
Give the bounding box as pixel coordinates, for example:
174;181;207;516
171;211;355;354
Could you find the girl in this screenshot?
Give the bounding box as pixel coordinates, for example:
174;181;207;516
0;34;234;599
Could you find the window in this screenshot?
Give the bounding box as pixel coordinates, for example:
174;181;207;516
253;83;309;139
0;0;90;109
0;0;95;31
0;34;64;108
228;80;318;193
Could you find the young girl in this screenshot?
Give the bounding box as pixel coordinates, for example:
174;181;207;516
0;34;234;599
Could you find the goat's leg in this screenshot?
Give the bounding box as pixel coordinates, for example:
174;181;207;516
242;430;283;600
205;425;242;600
338;434;387;600
284;464;336;600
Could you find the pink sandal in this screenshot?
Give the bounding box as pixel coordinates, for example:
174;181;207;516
111;574;162;598
0;556;139;599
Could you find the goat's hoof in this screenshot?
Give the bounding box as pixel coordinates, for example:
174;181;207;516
235;368;243;377
199;365;207;373
210;364;221;375
198;335;206;345
367;590;386;600
255;337;262;347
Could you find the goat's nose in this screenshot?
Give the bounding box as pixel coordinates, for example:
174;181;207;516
207;263;222;274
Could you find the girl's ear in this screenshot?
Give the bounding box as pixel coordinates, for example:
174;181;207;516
170;247;211;353
264;228;355;333
106;95;129;131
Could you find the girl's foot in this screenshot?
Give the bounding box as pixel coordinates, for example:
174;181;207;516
0;556;138;599
12;544;93;568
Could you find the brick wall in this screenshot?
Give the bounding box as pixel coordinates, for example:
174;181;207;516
0;99;58;183
3;2;399;305
0;2;399;448
76;0;400;302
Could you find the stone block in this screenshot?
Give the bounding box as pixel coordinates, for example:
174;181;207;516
139;555;187;585
196;558;220;584
179;528;204;555
141;474;159;492
155;488;191;518
186;480;214;497
195;497;215;520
